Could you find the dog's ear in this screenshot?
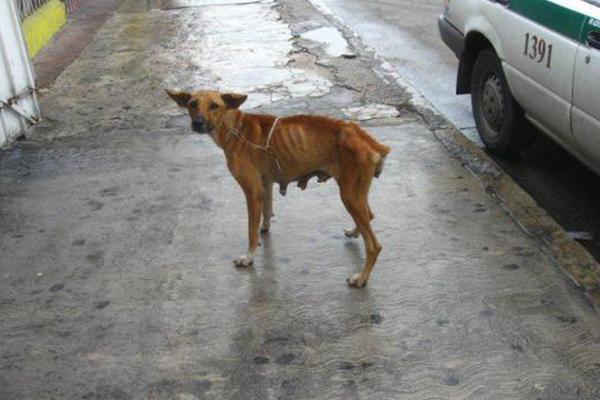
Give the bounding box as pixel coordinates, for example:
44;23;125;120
166;89;192;108
221;93;247;109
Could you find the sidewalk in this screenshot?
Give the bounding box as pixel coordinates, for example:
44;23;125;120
32;0;119;89
1;0;600;399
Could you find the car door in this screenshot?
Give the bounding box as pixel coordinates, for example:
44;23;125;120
572;13;600;174
492;0;583;150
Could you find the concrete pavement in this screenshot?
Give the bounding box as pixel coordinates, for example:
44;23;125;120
1;0;600;399
308;0;600;263
306;0;476;138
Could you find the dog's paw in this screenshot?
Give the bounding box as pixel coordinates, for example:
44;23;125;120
344;228;360;238
347;273;366;288
233;255;254;268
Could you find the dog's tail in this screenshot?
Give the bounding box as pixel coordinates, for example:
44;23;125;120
371;146;390;178
356;124;390;178
341;122;391;178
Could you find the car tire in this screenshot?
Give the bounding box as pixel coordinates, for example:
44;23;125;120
471;48;533;156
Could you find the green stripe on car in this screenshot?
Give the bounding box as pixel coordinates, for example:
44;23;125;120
509;0;587;43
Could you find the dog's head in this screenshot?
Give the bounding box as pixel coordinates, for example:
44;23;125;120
166;89;247;134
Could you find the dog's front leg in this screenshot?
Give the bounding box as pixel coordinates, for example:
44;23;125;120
261;180;274;233
234;182;264;268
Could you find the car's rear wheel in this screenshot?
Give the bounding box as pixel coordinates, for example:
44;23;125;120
471;48;533;156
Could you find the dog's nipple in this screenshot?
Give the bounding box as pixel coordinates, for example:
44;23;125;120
279;183;288;196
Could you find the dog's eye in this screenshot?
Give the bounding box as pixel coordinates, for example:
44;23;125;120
189;100;199;109
209;102;219;110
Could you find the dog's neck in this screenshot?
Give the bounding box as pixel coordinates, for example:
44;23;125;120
211;109;243;149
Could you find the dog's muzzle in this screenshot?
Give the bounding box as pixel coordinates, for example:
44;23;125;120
191;118;214;134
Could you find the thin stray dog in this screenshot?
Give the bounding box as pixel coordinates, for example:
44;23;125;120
167;89;390;288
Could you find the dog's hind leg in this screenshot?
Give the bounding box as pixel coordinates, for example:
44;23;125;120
344;206;374;238
261;180;273;233
344;226;361;238
338;171;382;288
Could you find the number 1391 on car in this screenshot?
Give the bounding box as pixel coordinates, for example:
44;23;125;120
524;33;553;69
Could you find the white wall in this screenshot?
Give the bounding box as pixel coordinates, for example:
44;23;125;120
0;0;40;147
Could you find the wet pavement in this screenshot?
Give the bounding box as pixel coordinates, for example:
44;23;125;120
2;0;600;399
309;0;600;262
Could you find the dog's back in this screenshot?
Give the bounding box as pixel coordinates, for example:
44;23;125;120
260;114;390;180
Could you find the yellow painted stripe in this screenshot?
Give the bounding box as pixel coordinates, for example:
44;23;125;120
22;0;67;58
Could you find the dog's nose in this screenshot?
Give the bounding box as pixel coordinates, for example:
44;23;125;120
192;120;205;132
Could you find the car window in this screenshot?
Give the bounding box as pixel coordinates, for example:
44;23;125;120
583;0;600;7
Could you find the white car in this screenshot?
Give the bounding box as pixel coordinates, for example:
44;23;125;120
438;0;600;175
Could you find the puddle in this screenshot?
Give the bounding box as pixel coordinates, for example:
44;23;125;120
343;104;400;121
162;0;258;9
300;27;352;58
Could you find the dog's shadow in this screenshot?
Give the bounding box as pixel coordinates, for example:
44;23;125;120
259;233;276;270
343;239;363;262
247;233;279;290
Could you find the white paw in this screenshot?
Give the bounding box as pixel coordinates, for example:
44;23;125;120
344;228;360;238
347;273;366;288
233;255;254;268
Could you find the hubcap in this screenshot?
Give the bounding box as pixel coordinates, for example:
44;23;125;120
481;74;504;137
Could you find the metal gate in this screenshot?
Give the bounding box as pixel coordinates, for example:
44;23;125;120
0;0;40;146
65;0;82;15
16;0;53;20
15;0;83;19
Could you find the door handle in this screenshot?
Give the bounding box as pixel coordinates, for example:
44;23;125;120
588;31;600;50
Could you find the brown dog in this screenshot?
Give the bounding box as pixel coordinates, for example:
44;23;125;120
167;89;390;287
